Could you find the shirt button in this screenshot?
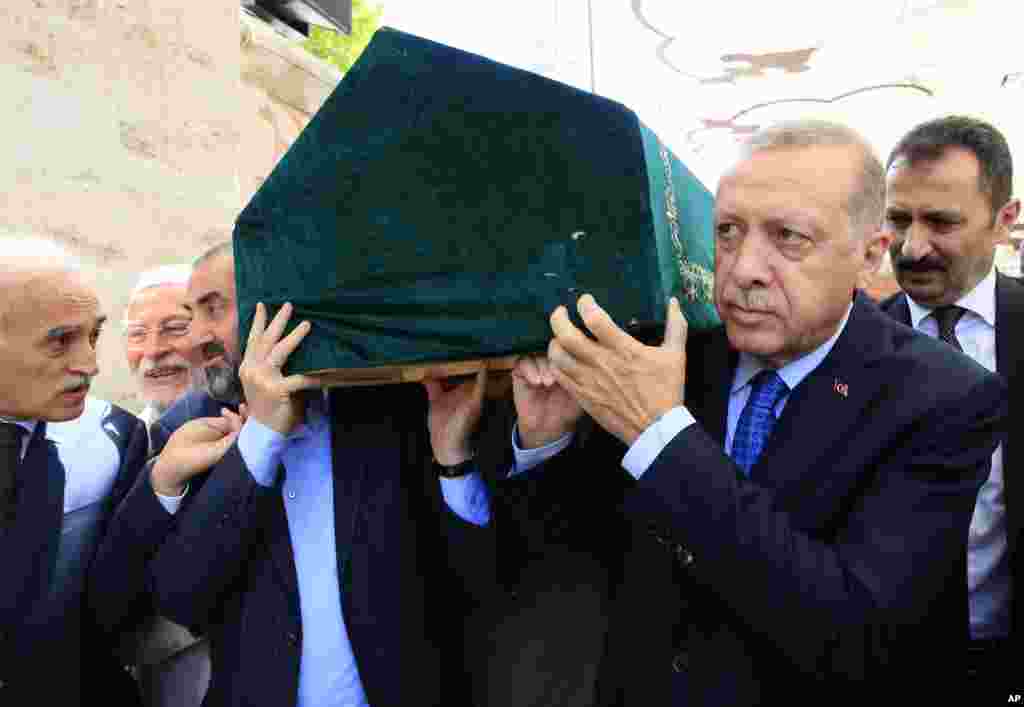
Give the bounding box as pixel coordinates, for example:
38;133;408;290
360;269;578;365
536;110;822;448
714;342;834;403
287;490;296;500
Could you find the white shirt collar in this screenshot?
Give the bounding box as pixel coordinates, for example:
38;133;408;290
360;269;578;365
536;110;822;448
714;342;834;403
906;266;997;330
139;404;159;427
732;302;853;395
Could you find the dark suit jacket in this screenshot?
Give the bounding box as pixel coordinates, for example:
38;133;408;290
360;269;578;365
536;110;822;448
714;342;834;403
476;293;1004;706
880;272;1023;650
148;389;227;456
0;399;148;706
91;384;498;707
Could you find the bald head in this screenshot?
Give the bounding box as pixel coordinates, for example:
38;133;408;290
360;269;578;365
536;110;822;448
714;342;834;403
0;237;104;421
0;236;78;271
0;237;83;329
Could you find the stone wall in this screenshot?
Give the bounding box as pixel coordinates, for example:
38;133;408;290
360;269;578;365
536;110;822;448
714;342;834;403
0;1;340;411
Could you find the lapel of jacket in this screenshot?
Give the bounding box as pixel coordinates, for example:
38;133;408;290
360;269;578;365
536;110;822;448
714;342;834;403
329;391;369;604
261;390;377;629
8;423;66;619
888;292;912;327
263;466;300;620
747;294;892;494
996;272;1024;540
686;327;735;446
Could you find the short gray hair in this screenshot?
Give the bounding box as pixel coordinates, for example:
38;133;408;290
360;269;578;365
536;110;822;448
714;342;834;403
129;264;192;300
0;236;81;333
742;120;885;239
0;235;79;273
193;241;233;269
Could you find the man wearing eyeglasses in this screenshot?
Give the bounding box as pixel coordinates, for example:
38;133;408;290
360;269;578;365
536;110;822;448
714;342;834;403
123;266;194;427
120;264;210;707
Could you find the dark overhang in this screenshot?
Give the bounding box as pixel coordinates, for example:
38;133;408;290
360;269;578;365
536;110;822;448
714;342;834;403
242;1;352;40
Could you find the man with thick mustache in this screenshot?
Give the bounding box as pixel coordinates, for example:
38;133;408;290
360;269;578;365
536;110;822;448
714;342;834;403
123;265;194;427
0;236;148;705
879;115;1022;694
473;120;1006;705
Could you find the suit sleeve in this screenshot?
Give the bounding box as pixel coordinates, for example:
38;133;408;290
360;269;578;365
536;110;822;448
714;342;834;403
623;371;1005;680
474;403;632;586
148;418;172;458
85;411;174;658
87;457;178;637
146;443;280;631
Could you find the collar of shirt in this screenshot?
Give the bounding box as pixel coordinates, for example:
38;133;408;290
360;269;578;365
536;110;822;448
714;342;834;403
0;416;38;438
731;302;853;397
139;404;159;427
0;416;39;458
907;265;996;330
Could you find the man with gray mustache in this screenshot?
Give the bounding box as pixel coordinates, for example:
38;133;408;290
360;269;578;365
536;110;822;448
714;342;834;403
0;236;148;705
123;265;194;427
474;120;1006;704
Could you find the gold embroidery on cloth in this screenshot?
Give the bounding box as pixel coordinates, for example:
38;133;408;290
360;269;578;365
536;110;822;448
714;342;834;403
657;141;713;303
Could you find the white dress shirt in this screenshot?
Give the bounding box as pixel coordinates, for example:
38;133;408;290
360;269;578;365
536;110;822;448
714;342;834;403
5;396;126;513
905;267;1010;640
139;404;160;428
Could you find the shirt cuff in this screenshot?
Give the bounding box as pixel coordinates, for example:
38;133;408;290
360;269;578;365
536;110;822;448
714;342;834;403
440;470;491;526
237;418;287;488
621;406;696;480
155;483;188;515
510;424;574;476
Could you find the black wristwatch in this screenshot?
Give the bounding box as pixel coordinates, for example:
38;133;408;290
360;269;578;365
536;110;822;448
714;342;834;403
433;456;476;478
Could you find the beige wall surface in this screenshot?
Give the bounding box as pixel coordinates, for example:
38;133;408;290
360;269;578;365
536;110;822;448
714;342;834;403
1;1;339;412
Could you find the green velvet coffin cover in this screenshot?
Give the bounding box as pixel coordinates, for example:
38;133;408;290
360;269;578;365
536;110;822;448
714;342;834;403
234;26;718;374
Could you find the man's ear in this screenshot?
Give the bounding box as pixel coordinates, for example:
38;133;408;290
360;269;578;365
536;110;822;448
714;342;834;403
995;198;1020;244
862;228;893;275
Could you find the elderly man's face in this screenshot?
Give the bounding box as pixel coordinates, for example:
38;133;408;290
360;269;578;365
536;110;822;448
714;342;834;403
185;253;243;404
713;145;885;367
0;269;104;421
885;147;1016;308
124;283;192;412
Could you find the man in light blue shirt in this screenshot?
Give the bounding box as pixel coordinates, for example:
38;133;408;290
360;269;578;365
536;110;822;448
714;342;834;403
93;248;547;707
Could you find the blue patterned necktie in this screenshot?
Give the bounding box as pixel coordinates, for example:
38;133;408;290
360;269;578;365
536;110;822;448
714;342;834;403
731;370;789;476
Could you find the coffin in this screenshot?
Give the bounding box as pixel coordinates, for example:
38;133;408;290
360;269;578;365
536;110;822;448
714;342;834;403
233;26;718;385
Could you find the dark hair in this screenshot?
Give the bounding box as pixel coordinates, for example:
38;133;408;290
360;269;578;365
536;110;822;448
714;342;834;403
887;115;1013;216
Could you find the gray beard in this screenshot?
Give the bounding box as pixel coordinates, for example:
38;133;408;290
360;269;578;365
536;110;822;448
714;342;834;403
196;364;245;407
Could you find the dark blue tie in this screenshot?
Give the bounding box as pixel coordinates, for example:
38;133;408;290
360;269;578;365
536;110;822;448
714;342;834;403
731;370;789;476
